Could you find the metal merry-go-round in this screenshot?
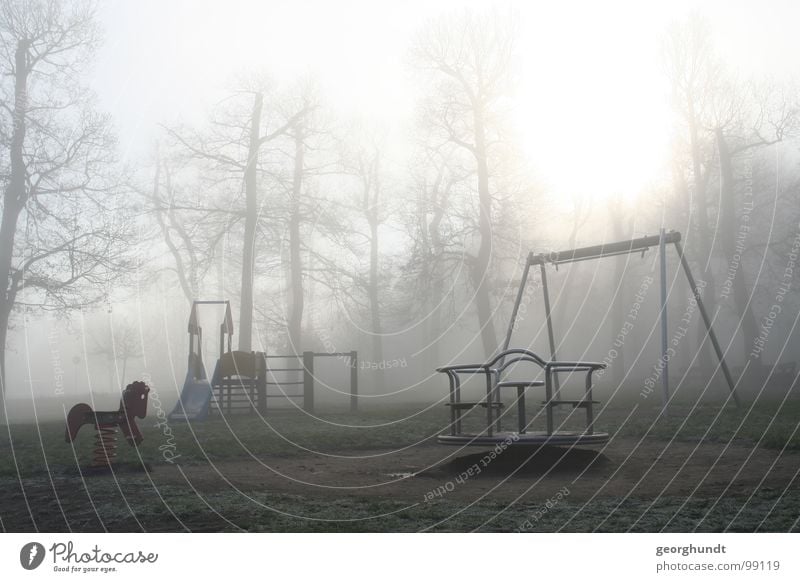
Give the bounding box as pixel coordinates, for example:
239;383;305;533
436;230;739;447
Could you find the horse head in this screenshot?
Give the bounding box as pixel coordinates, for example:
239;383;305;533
121;380;150;419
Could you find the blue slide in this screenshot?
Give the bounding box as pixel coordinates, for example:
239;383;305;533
168;353;216;421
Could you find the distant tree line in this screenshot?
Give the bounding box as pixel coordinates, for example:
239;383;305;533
2;2;799;404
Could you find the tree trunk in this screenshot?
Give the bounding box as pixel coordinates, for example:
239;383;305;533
238;93;263;352
609;200;628;387
0;40;31;400
552;199;586;347
472;112;497;358
688;103;717;373
0;310;9;402
287;125;305;353
217;237;225;304
670;165;692;368
152;153;195;304
368;200;383;385
425;270;443;374
716;128;760;364
425;182;447;373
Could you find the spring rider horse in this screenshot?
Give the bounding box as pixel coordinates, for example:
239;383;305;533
65;380;151;473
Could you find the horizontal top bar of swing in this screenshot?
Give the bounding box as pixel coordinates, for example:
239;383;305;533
264;352;355;359
528;231;681;266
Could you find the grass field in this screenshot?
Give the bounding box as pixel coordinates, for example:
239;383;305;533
2;397;799;532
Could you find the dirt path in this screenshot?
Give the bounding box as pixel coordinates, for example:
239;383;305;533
152;437;800;504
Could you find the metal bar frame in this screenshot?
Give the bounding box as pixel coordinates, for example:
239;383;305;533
504;231;740;409
540;263;560;393
529;232;681;266
659;229;669;411
674;240;740;406
502;259;532;353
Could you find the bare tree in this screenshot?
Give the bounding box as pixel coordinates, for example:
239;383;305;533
710;81;799;364
664;15;722;371
90;316;143;389
551;192;594;345
665;16;799;367
607;196;634;386
400;140;468;371
279;85;325;354
164;84;308;351
147;145;221;304
411;8;517;358
339;128;390;376
0;0;131;400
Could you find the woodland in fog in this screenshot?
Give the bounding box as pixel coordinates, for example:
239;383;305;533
2;0;800;410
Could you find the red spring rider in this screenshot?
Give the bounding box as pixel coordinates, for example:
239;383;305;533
65;381;150;469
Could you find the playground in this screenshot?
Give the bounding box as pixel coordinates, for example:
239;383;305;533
5;1;800;543
3;232;800;532
2;398;800;532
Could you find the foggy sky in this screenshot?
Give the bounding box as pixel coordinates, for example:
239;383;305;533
94;0;800;201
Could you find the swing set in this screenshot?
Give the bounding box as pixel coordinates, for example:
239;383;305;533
436;230;739;447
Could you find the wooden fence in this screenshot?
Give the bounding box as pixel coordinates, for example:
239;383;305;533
210;350;358;415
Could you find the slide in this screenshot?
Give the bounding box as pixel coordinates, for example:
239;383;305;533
168;353;215;421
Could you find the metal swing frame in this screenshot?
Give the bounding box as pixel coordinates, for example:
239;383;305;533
503;229;740;409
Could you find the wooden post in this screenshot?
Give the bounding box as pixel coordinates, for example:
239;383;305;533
303;351;315;412
350;350;358;412
256;352;266;414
